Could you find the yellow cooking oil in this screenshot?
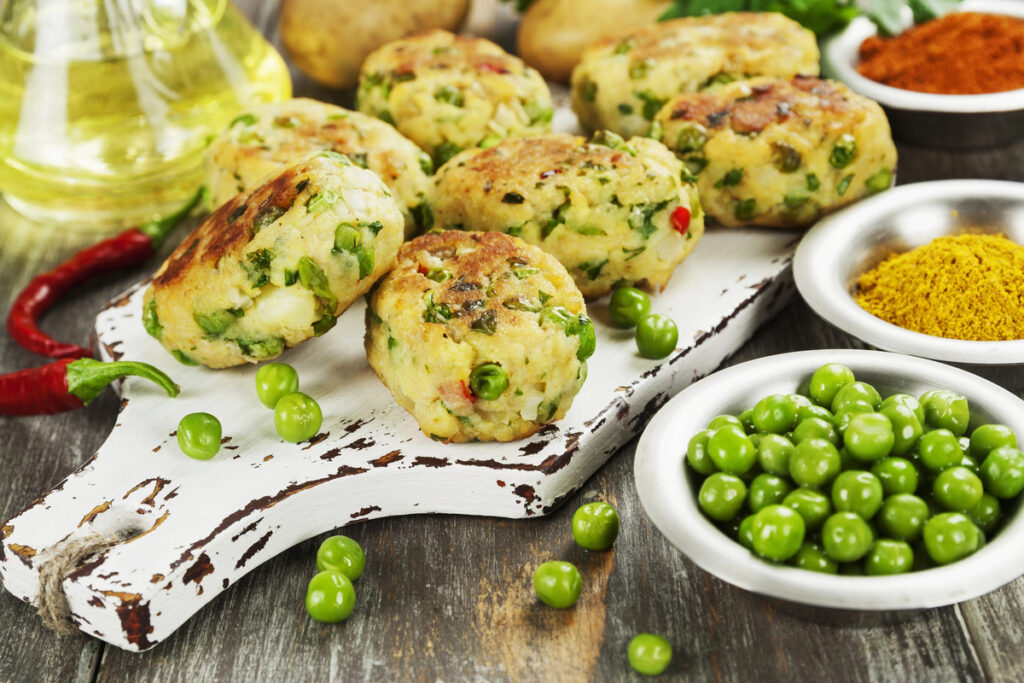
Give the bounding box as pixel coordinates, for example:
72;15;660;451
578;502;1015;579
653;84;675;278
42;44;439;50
0;0;292;232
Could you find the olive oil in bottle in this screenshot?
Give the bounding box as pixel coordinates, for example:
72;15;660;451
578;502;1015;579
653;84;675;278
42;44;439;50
0;0;292;231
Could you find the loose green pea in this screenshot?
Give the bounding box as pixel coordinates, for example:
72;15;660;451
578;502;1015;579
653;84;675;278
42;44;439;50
917;429;963;472
255;363;300;409
832;402;876;433
739;409;756;434
748;474;793;513
880;402;923;457
708;415;744;431
968;493;1002;533
737;514;756;550
628;633;672;676
752;394;799;434
923;512;980;565
698;473;747;522
970;424;1018;460
876;494;929;541
791;541;838;573
707;425;757;475
844;412;895;462
757;434;795;476
831;382;882;413
871;457;919;496
793;417;838;445
880;393;925;424
572;502;620;551
608;287;651;328
686;429;717;475
959;455;981;475
831;470;884;519
797;404;833;423
316;536;366;580
865;539;914;575
306;570;356;623
470;363;509;400
783;487;832;530
979;447;1024;499
750;504;805;562
533;561;583;608
177;412;222;460
920;390;970;435
274;392;323;443
933;466;984;512
821;512;874;562
808;363;855;408
789;393;813;411
789;438;841;489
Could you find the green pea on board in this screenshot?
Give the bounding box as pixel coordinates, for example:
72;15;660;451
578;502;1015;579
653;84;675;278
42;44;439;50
177;412;222;460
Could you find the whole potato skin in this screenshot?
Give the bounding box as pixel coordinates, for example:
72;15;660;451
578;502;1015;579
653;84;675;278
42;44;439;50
280;0;471;89
517;0;671;83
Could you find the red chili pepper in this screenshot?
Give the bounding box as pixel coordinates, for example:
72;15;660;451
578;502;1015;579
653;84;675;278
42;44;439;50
477;61;510;74
0;358;179;416
460;380;477;403
7;188;205;360
671;206;691;235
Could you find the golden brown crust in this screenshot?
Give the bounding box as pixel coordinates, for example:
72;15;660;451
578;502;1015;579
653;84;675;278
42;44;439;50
385;30;523;75
441;133;636;196
666;76;851;134
155;168;308;288
588;12;807;61
390;231;580;335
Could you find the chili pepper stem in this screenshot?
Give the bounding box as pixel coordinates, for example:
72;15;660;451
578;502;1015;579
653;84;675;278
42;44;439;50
65;358;180;406
137;186;208;248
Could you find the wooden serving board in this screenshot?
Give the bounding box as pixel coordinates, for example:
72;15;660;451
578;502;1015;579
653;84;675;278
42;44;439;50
0;228;796;651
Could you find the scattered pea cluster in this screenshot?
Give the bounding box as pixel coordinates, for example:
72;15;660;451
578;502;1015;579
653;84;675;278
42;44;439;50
256;363;323;443
175;362;324;459
531;502;672;676
686;363;1024;574
305;535;366;623
608;286;679;360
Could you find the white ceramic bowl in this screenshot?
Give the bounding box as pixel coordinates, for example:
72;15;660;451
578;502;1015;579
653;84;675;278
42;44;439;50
634;350;1024;610
821;0;1024;147
794;179;1024;365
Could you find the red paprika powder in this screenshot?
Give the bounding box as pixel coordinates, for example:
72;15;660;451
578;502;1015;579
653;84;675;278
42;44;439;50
857;12;1024;95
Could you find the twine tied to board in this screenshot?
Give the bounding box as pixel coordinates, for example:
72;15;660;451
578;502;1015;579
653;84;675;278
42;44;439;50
35;531;126;635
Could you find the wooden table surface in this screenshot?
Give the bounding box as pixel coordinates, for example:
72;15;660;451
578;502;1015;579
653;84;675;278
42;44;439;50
3;3;1024;681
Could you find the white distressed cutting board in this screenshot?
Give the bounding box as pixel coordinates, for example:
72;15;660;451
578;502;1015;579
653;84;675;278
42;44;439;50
0;228;796;650
0;5;801;646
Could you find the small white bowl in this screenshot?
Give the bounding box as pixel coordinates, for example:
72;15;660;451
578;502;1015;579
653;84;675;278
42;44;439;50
821;0;1024;147
634;349;1024;610
794;179;1024;365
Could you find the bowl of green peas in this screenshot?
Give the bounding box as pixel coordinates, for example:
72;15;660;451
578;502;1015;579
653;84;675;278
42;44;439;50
634;350;1024;610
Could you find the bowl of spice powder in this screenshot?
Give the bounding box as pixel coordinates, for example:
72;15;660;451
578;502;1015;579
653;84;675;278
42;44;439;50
794;179;1024;364
821;0;1024;147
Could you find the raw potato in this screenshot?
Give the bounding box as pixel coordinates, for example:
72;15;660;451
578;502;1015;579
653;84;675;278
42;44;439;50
279;0;471;89
517;0;672;83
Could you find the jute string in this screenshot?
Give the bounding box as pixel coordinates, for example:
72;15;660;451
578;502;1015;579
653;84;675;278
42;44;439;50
35;532;122;635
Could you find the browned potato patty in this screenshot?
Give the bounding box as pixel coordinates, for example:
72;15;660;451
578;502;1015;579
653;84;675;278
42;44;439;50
366;231;594;442
654;76;898;228
144;153;404;368
426;132;703;298
570;12;820;137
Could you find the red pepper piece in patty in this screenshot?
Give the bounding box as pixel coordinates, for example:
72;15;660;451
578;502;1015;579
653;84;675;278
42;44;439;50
6;187;206;360
671;206;691;235
0;358;179;416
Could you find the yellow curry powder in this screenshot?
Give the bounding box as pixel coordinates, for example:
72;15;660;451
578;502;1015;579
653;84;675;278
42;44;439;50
855;233;1024;342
